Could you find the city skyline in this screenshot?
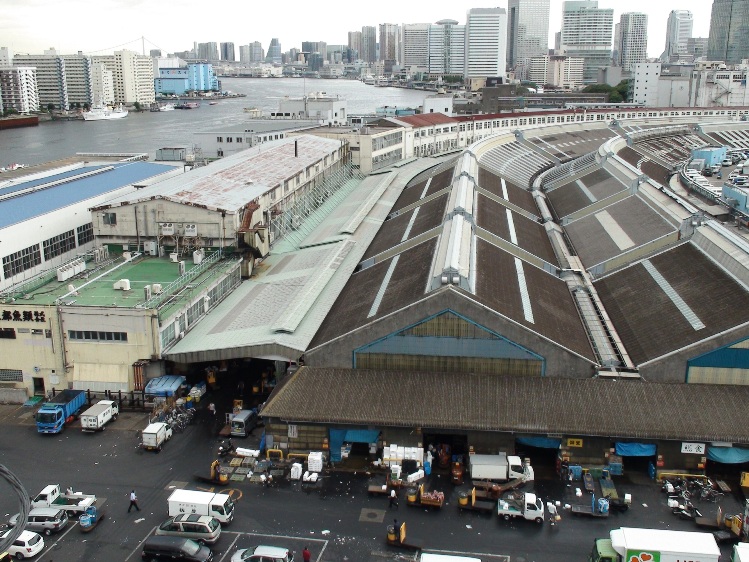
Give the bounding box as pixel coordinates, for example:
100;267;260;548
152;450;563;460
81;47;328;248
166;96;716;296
1;0;712;60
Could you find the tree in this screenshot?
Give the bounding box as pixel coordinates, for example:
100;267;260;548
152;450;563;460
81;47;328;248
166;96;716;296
133;101;141;112
615;80;631;102
47;103;55;112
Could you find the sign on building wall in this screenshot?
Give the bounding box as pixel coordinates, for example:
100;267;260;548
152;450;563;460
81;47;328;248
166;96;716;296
1;310;46;322
567;438;583;448
681;442;706;454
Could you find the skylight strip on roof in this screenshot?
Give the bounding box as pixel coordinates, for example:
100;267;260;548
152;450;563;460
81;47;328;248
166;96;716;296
368;255;400;318
506;209;518;245
420;177;432;199
575;179;597;203
401;207;420;242
500;177;509;200
514;257;534;324
642;260;705;331
594;210;635;251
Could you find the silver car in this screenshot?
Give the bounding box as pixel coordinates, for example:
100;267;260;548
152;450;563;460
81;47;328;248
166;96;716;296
155;514;221;545
9;508;68;536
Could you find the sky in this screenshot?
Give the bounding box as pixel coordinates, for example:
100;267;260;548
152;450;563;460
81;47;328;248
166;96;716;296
0;0;712;59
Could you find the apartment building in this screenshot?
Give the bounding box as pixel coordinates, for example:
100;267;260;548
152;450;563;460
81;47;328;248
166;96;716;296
401;24;430;73
560;0;614;84
13;51;67;110
618;12;648;73
92;50;155;106
0;67;39;113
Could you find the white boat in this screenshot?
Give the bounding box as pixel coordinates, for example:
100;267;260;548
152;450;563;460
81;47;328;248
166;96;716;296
159;103;175;112
83;104;128;121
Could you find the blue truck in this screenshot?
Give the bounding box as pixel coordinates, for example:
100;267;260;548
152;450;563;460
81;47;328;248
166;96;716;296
36;389;87;434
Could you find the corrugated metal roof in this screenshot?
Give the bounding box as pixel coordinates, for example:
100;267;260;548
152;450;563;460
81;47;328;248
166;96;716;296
262;367;749;443
0;162;174;229
97;135;342;212
390;114;458;128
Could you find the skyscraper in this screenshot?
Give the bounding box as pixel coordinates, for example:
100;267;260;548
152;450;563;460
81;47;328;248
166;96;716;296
465;7;508;79
348;31;362;61
506;0;550;80
560;0;613;84
266;38;282;64
428;19;466;76
618;12;648;72
379;23;401;63
401;24;430;71
197;42;219;61
249;42;264;63
707;0;749;64
663;10;693;60
361;26;377;63
220;42;235;62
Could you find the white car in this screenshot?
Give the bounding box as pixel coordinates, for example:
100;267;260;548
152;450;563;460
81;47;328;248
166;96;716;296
0;529;45;559
231;545;294;562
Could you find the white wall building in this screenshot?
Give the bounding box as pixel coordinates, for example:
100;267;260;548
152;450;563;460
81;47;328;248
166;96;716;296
92;50;155;106
631;62;661;106
465;7;508;79
0;66;39;113
618;12;648;73
272;92;346;125
560;0;614;84
379;23;401;63
507;0;550;80
663;10;693;60
91;62;115;106
690;63;749;108
60;54;93;108
401;24;430;73
528;55;585;90
428;19;465;76
0;47;13;69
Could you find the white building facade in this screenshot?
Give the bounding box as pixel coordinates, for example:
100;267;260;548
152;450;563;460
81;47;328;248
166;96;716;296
91;62;115;106
428;20;465;76
528;55;584;90
560;0;614;84
0;67;39;113
618;12;648;73
663;10;693;60
13;52;68;110
92;50;155;106
400;24;430;74
506;0;550;80
465;7;508;79
631;62;661;106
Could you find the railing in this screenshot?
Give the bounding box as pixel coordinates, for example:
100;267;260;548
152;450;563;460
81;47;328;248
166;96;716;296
137;250;223;309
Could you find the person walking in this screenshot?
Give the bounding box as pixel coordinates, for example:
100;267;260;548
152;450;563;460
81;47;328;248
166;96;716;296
302;546;311;562
128;490;141;512
389;488;399;509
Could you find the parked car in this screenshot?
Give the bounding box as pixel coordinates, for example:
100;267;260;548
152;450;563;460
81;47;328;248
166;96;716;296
723;159;734;166
155;514;221;545
141;536;213;562
0;529;44;559
231;545;294;562
703;168;713;176
8;508;68;535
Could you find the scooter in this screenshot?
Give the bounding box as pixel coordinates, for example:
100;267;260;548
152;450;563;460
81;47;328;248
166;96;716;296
671;500;702;520
218;438;235;458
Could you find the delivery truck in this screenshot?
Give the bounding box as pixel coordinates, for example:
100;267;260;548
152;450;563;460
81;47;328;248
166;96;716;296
469;453;533;483
31;484;96;514
36;389;87;434
167;489;234;524
80;400;119;432
734;543;749;562
497;492;544;523
141;422;173;451
589;527;720;562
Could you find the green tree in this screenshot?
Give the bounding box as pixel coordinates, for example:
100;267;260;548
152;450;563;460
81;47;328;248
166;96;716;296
615;80;631;102
46;103;55;112
133;101;141;112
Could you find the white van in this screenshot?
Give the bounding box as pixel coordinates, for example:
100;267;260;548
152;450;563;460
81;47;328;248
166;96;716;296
420;554;482;562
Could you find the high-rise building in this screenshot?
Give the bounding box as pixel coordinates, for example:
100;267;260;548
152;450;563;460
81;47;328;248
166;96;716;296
663;10;693;60
249;42;264;63
560;0;614;84
707;0;749;64
379;23;400;63
428;19;466;76
612;23;621;66
401;24;430;72
91;62;114;106
197;42;219;61
348;31;362;62
60;53;93;108
361;26;377;64
239;45;250;64
507;0;550;80
0;66;39;113
92;50;154;105
618;12;648;72
150;49;162;58
465;7;507;79
686;37;709;58
0;47;13;69
266;38;282;64
13;50;69;110
220;42;235;62
302;42;327;62
528;54;584;89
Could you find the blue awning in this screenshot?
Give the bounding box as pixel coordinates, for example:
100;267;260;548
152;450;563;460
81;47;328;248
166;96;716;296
329;429;347;462
707;446;749;464
344;429;380;444
517;436;561;449
144;375;185;397
615;442;656;457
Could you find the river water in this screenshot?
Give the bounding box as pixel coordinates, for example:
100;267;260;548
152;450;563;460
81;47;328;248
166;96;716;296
0;78;432;166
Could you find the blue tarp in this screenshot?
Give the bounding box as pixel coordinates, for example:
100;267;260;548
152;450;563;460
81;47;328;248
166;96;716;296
517;436;562;449
344;429;380;444
144;375;185;397
707;446;749;464
615;442;656;457
329;429;347;462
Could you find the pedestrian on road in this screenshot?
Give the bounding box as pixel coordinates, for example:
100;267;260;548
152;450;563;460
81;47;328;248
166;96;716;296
302;546;311;562
389;488;399;509
208;402;216;418
128;490;141;512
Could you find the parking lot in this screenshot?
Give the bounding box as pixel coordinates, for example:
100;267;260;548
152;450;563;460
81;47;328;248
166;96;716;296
0;403;744;562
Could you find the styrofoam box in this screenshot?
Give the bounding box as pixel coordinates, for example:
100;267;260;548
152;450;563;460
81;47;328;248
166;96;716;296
407;469;424;483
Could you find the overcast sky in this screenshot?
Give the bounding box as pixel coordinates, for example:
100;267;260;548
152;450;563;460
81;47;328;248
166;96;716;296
1;1;712;59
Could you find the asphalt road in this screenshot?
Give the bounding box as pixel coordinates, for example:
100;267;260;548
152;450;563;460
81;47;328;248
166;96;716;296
0;403;742;562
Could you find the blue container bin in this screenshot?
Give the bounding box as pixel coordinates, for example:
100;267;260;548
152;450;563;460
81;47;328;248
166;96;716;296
569;465;583;480
79;513;92;528
424;461;431;476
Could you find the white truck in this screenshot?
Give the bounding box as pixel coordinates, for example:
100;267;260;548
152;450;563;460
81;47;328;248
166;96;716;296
734;543;749;562
497;492;544;523
590;527;721;562
31;484;96;514
167;489;234;525
469;453;533;483
141;422;173;451
80;400;119;431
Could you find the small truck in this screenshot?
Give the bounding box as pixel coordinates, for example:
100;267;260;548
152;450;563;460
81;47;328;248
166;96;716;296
590;527;720;562
141;422;173;451
31;484;96;514
497;492;544;523
36;389;87;434
80;400;119;432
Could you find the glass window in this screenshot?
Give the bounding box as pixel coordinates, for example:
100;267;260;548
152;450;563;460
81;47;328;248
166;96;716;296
103;213;117;225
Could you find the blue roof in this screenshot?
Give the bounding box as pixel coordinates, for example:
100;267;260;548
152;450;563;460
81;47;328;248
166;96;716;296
145;375;186;397
0;162;173;229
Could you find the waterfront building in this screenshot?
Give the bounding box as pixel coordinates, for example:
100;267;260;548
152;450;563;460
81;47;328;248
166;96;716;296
91;62;115;106
427;19;465;77
220;42;235;62
60;54;93;108
507;0;550;80
528;54;584;89
465;7;508;79
197;42;219;61
249;42;264;63
13;51;68;110
195;120;319;159
379;24;401;64
707;0;749;65
348;31;362;62
92;50;155;106
401;24;430;74
361;26;377;64
272;92;346;126
266;38;282;64
0;66;38;113
560;0;614;84
618;12;648;73
155;63;218;95
663;10;693;61
690;61;749;107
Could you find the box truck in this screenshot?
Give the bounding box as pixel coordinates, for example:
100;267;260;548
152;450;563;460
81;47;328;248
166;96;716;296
590;527;720;562
167;489;234;524
80;400;119;431
36;389;87;434
468;453;532;483
141;422;173;451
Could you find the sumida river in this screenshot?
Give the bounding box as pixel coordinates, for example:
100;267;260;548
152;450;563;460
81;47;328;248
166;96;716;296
0;78;432;166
